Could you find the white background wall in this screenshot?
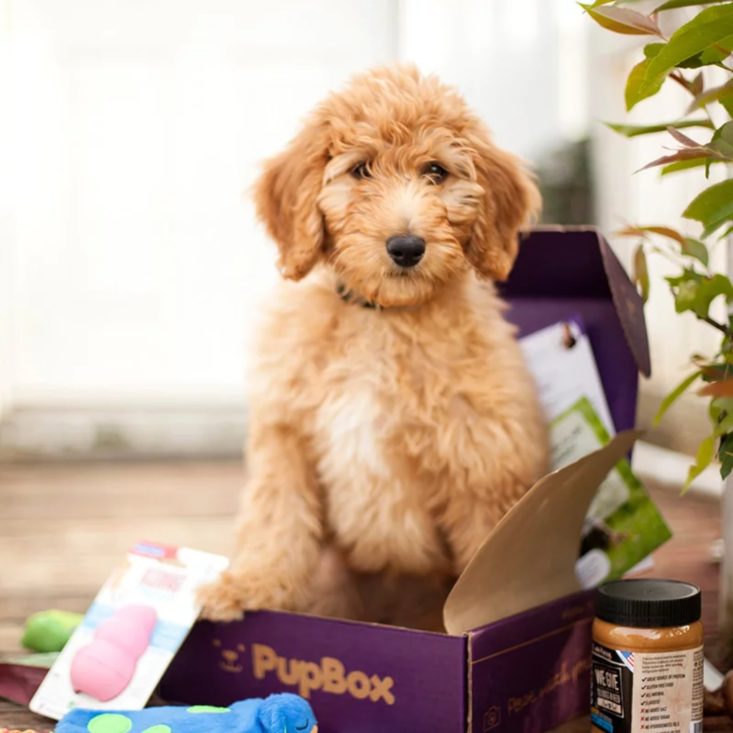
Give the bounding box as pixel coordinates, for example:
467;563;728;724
4;0;397;406
0;0;398;455
0;0;720;456
398;0;589;159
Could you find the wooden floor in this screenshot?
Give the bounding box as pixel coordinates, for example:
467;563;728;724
0;460;729;730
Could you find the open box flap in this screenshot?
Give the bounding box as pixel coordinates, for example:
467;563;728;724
597;233;651;378
499;227;651;433
443;430;639;635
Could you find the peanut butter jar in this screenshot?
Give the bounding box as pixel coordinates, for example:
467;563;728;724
591;579;703;733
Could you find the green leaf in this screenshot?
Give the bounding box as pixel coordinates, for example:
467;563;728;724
666;271;696;287
673;277;703;313
636;5;733;105
677;33;733;68
681;237;709;265
667;270;733;317
644;43;665;59
581;4;664;35
656;0;732;8
710;121;733;158
719;224;733;239
696;274;733;311
606;118;714;137
684;433;716;490
710;392;733;409
660;157;719;175
719;433;733;479
683;179;733;236
654;370;701;424
710;393;733;412
723;95;733;118
633;243;650;302
625;43;665;110
626;56;666;110
672;272;733;316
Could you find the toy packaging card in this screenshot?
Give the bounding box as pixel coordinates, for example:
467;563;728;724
29;542;228;720
520;320;671;588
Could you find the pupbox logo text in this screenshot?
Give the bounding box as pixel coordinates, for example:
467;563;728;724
254;644;396;704
212;639;395;704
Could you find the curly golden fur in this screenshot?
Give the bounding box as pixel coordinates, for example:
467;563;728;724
200;66;549;626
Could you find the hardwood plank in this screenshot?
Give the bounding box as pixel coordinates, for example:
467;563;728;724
0;461;242;521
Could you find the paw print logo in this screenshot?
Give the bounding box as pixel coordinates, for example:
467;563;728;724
483;705;501;731
212;638;246;673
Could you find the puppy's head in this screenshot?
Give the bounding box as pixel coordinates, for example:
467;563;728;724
255;66;540;307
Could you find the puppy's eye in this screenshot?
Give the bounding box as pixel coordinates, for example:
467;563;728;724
422;162;448;184
351;161;371;180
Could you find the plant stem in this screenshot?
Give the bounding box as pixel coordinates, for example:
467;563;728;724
670;72;694;96
702;314;733;336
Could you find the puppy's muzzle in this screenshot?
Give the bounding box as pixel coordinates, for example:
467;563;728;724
386;234;425;268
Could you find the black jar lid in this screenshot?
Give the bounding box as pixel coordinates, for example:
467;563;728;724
597;579;701;628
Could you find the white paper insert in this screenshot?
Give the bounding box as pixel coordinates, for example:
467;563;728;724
520;319;614;433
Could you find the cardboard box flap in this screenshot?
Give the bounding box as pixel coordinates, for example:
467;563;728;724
597;233;651;378
499;227;651;433
442;430;639;635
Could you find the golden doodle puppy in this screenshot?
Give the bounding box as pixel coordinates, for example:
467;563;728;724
201;66;549;625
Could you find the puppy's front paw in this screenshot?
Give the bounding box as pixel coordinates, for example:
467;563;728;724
197;568;304;621
197;571;250;622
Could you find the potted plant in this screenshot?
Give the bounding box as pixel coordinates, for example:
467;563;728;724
582;0;733;653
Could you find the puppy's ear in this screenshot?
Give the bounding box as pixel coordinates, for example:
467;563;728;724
465;130;541;281
254;121;328;280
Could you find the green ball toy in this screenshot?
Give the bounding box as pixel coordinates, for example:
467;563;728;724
22;609;83;652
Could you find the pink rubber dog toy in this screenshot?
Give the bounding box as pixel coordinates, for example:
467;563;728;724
70;605;157;701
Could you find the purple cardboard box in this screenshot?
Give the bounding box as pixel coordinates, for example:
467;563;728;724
160;228;650;732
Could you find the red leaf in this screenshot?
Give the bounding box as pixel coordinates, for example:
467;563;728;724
666;126;704;147
637;147;718;172
617;225;685;244
699;379;733;397
582;4;664;36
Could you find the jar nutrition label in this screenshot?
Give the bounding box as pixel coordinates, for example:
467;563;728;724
591;642;703;733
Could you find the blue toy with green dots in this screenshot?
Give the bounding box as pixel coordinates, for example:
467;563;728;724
55;694;318;733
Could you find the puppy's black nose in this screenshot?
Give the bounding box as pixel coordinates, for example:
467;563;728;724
386;234;425;268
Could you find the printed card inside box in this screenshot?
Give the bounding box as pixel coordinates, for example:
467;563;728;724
160;228;652;733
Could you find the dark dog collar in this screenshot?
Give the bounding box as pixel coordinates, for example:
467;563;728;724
336;282;378;310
